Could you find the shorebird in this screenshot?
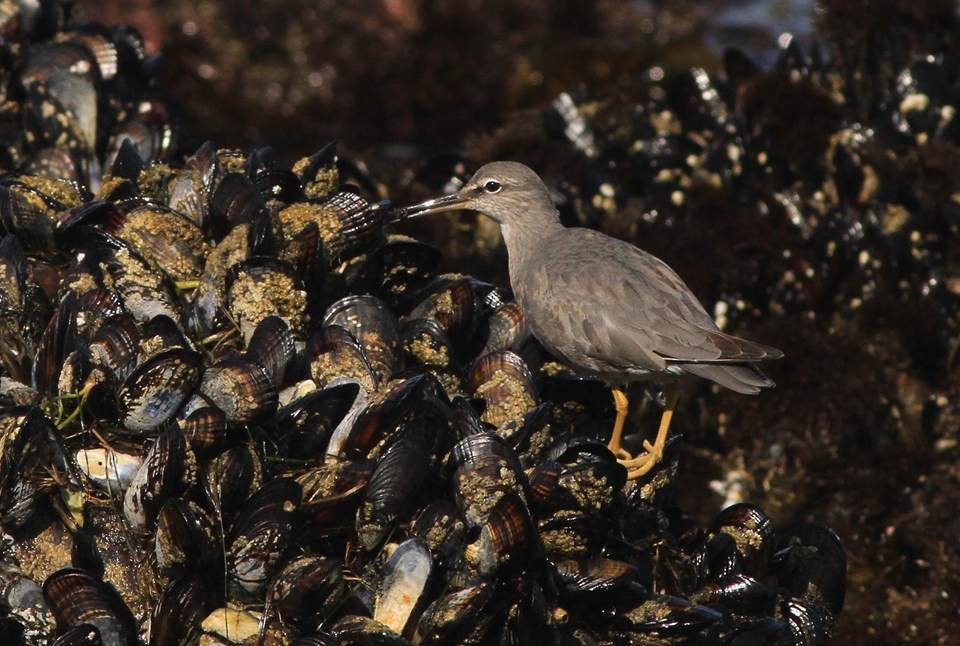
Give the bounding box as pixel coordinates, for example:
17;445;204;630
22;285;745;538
393;162;782;478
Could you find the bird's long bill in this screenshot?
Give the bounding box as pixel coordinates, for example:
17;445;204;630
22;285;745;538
389;191;469;223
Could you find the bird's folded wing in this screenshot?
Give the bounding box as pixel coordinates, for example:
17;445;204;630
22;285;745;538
536;240;782;369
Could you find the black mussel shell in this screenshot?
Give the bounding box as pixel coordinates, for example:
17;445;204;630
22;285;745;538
413;582;495;646
167;141;217;231
323;294;399;386
227;477;301;596
466;350;538;433
32;291;79;395
245;315;296;389
412;500;467;566
273;556;345;632
331;615;406;646
225;257;307;344
773;524;846;615
204;443;264;522
405;277;474;348
149;576;212;646
154;500;217;578
273;382;358;457
198;358;278;424
711;503;776;577
178;405;232;458
307;324;377;393
469;491;535;577
209;171;267;235
482;301;528;355
297;458;374;530
117;347;202;433
122;424;197;530
87;314;139;384
42;568;137;646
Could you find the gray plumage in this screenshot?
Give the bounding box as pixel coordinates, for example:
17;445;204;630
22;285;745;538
395;161;783;393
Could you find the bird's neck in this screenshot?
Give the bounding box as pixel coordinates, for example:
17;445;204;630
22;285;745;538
500;208;563;290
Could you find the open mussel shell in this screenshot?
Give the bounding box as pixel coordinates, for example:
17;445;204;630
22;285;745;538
225;257;307;344
42;568;137;646
272;556;345;632
122;424;197;531
244;315;296;389
198;358;278;423
74;447;142;495
117;347;202;433
307;325;377;393
149;576;213;646
773;524;846;615
204;443;263;522
323;295;399;386
356;431;432;551
373;538;434;639
227;477;301;597
413;582;495;646
466;350;538;434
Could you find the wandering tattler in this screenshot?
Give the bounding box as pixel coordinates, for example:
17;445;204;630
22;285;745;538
394;162;783;478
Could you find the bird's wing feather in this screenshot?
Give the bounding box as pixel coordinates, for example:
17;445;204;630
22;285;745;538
528;230;782;371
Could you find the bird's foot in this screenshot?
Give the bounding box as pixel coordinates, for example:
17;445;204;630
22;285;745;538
617;438;665;479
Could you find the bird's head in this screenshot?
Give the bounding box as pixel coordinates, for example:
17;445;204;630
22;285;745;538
393;161;557;228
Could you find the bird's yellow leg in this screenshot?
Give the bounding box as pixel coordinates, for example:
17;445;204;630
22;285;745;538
606;388;632;460
619;385;681;479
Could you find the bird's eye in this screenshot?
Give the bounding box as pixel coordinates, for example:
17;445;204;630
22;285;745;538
483;180;502;193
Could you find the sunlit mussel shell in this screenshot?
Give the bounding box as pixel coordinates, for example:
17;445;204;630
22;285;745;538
0;234;27;313
278;189;388;264
400;317;461;396
76;228;180;324
154;499;217;580
166;141;218;232
139;313;190;359
773;523;846;615
178;405;231;459
116;347;202;433
413;581;494;645
41;568;137;646
356;428;433;550
553;557;638;604
323;294;399;387
465;492;534;578
689;572;776;617
537;512;606;561
0;176;80;250
103;199;210;282
466;350;538;439
198;358;278;424
450;431;529;530
85;313;138;386
405;277;474;350
709;502;776;578
412;500;467;567
186;223;250;336
307;325;377;394
0;407;71;530
272;556;345;632
449;395;485;444
150;576;213;646
122;424;197;531
331;615;406;645
273;381;359;457
225;257;306;345
72;288;125;342
204;443;263;523
776;597;834;646
296;457;373;531
74;446;142;495
373;538;434;638
292;142;338;200
617;594;723;637
245;315;296;390
481;301;528;355
227;477;301;597
525;461;562;508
